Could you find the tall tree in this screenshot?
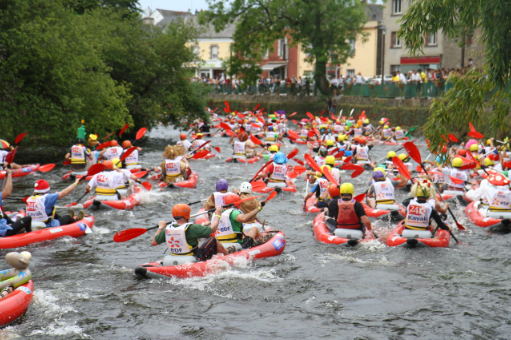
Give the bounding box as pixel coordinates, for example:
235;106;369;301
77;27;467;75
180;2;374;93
199;0;367;95
398;0;511;147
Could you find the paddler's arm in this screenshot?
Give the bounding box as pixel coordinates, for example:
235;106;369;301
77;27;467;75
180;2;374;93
430;210;450;230
355;202;372;230
235;206;261;223
151;221;167;246
1;168;12;198
58;179;81;199
65;152;71;160
209;206;223;233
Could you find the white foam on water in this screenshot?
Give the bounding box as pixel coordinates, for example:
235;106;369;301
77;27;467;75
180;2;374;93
33;289;77;315
138;190;173;205
91;226;110;235
0;328;22;339
328;253;396;266
359;239;386;251
28;321;87;338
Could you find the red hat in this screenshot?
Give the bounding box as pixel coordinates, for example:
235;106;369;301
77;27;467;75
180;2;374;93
34;179;50;193
489;153;500;161
488;174;510;186
481;170;499;179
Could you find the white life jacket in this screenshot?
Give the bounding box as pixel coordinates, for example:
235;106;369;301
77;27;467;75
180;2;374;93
364;125;373;135
215;208;241;242
214;192;231;207
333;124;343;133
177;140;191;152
395;130;405;140
383;128;393;138
0;150;7;167
331;167;340;184
266;131;277;142
405;199;433;229
315;178;329;196
192;139;206;150
300;129;308;140
404;162;413;172
431;167;445;183
233;141;246;159
356;145;369;161
487;187;511;211
105;146;123;161
116;169;131;189
353;128;363;137
165;157;182;178
70;145;86;165
124;149;139;165
94;171;124;196
373;179;395;203
26;195;55;223
270;164;287;182
165;223;194;255
442;168;467;189
315;156;326;167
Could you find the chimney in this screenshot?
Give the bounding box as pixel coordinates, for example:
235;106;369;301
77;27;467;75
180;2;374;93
142;17;154;25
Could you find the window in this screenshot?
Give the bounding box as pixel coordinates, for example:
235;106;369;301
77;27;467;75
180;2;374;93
392;0;402;14
391;65;401;72
277;39;286;59
391;32;401;48
347;69;355;77
211;45;218;59
348;39;356;55
263;49;269;59
426;32;437;46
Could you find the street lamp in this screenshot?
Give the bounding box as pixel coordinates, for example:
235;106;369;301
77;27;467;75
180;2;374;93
379;24;386;86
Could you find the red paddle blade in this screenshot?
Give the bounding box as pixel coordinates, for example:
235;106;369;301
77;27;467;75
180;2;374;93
120;146;137;162
448;176;464;185
460;163;477;170
225;130;234;137
251;160;273;183
251;181;267;191
220;122;231;131
286;148;299;159
22;196;30;203
136;127;147;140
448;134;458;143
265;191;278;203
113;228;148;242
119;123;130;136
223;107;230;114
468;122;476;132
254;103;260;111
87;163;106;177
287;130;300;140
334;151;345;158
351;169;364;178
467;131;484;139
224;101;231;113
467;151;481;166
133;171;147;178
504;161;511;168
293;158;304;166
103;132;116;140
63;160;71;165
306;112;314;120
341;163;364;172
353;193;365;202
214;147;221;154
392;156;411;180
404;141;421;164
322;166;338;186
251;123;260;129
343;156;353;163
250;134;262;145
289;112;297;117
233;195;262;207
192;150;209;159
304;154;322;173
96;141;111;151
292;119;298;124
237;112;245;119
38;164;56;172
320;110;325;116
14;133;27;145
5;147;17;164
141;182;152;191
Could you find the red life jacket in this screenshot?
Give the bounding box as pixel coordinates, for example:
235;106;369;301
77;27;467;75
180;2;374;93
336;199;361;229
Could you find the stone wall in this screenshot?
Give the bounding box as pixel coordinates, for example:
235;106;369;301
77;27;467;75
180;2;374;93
442;27;485;69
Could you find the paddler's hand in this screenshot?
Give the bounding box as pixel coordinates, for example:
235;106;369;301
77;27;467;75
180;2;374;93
214;206;222;217
85;186;90;193
5;168;11;176
260;201;266;207
74;179;80;186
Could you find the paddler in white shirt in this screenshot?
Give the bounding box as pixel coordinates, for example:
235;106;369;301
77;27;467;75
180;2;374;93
85;160;129;200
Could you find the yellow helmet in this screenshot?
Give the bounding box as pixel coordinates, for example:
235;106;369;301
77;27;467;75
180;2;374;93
325;156;336;165
338;134;346;141
395;126;402;131
379;119;385;124
452;157;463;168
364;119;369;124
486;139;492;146
374;167;386;176
415;182;430;198
398;153;409;162
269;145;279;152
383;125;389;129
89;134;98;140
387;151;397;159
340;183;355;195
483;157;494;166
326;139;334;146
469;144;479;152
112;158;122;168
344;126;350;131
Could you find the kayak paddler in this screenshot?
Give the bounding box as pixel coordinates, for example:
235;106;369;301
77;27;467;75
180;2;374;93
257;151;288;188
324;183;372;233
203;178;239;210
404;181;450;233
121;140;142;169
177;133;192;152
65;138;92;172
100;140;123;161
0;143;22;170
159;145;191;184
0;168;32;237
85;160;127;200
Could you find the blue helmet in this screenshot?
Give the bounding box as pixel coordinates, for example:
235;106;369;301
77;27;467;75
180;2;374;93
216;178;228;191
273;152;288;164
268;126;274;132
373;170;385;179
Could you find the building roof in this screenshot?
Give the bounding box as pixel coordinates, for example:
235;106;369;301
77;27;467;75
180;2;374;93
154;9;193;28
366;4;383;22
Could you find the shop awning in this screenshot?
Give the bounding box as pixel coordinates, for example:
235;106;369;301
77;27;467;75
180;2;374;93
401;56;441;64
261;62;287;71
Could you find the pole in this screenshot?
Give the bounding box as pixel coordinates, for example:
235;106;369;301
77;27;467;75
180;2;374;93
381;29;385;86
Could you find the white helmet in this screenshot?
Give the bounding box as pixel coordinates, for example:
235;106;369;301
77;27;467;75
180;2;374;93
240;182;252;194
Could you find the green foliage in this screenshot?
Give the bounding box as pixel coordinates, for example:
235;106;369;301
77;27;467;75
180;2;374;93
199;0;367;95
70;0;141;15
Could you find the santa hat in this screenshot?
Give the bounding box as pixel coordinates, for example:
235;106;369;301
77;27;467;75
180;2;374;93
34;179;50;193
488;174;510;187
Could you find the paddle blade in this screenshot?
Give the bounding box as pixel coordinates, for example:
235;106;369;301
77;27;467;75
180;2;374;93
96;141;111;151
63;160;71;165
287;130;300;140
292;119;298;124
265;191;278;202
460;163;477;170
120;147;137;162
306;112;314;120
334;151;345;159
119;123;130;136
250;160;273;183
220;122;231;131
467;131;484;139
38;164;56;172
224;101;231;113
237;112;245;119
113;228;148;242
289;112;297;117
392;156;411;180
136;127;147;140
233;196;262;208
304;154;322;173
5;147;17;164
286;148;299;159
351;169;364;178
251;123;261;129
250;134;262;145
448;176;464;185
448;134;458;143
354;193;366;202
251;181;267;191
133;171;147;178
22;196;29;203
466;150;481;166
469;122;476;132
14;133;27;145
141;182;152;191
192;150;209;159
87;163;106;177
504;161;511;168
404;141;421;164
341;163;363;171
254;103;260;111
293;158;304;166
322;166;338;186
214;146;221;154
343;156;353;164
103;132;116;140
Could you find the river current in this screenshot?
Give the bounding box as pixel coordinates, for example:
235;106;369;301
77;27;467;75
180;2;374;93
1;125;510;340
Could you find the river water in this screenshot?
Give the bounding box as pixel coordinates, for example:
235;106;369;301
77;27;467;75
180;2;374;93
1;126;510;340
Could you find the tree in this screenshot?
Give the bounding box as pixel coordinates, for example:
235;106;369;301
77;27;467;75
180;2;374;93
199;0;367;95
398;0;511;148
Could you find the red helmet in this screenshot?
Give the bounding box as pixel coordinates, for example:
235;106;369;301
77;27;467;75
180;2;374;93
329;184;340;198
122;140;131;149
110;140;118;147
359;137;367;145
353;136;360;143
238;132;248;142
172;204;191;221
103;160;114;170
224;193;240;205
457;149;467;156
180;133;186;140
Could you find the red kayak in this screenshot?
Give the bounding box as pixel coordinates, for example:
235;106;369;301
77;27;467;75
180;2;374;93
313;212;375;246
62;167;141;181
305;195;323;214
225;156;261;164
251;179;297;193
134;229;286;279
386;221;451;247
0;280;34;327
362;202;406;218
465;201;511;228
157;171;199;189
0;165;40;180
83;186;142;210
0;212;94;249
194;207;210;225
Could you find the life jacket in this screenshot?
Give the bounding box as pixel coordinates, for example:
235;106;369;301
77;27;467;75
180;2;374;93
192;139;205;150
26;194;56;223
215;208;243;242
364;125;373;135
166;223;195;255
177;140;191;152
373;178;395;204
443;168;467;189
405;198;433;230
382;128;393;138
124;149;139;166
270;164;287;182
233;141;246;159
356;145;369;161
314;178;329;197
336;199;362;229
116;169;131;189
353;128;363;137
0;150;7;169
431;167;445;184
105;146;123;161
330;167;340;184
213;192;231;207
266;131;277;142
94;171;123;196
395;130;405;140
70;144;86;165
314;156;326;167
165;157;182;179
488;187;511;211
300;129;308;140
333;124;343;133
